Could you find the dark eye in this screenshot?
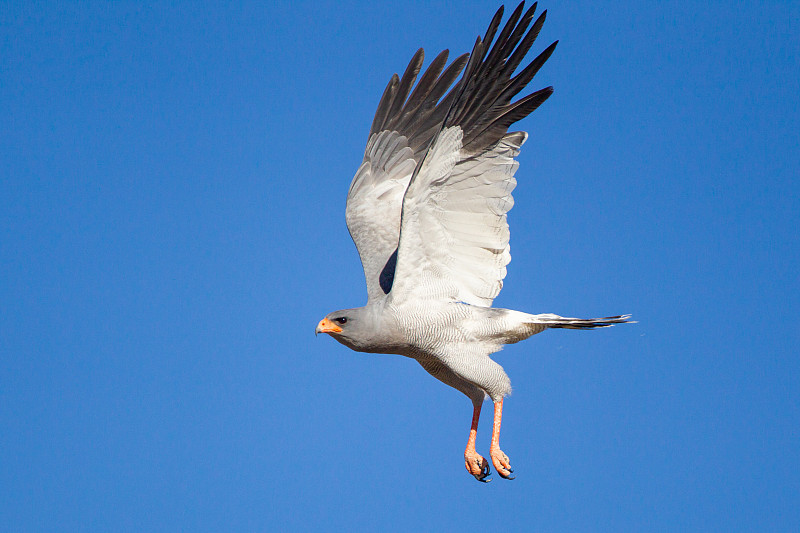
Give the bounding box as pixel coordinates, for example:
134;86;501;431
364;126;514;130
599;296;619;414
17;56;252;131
335;317;347;325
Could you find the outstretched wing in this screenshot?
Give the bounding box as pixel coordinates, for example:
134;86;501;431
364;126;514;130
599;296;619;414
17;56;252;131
389;2;558;307
345;49;470;304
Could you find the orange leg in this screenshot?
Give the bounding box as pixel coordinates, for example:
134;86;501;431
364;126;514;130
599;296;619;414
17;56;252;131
464;403;491;482
489;398;514;479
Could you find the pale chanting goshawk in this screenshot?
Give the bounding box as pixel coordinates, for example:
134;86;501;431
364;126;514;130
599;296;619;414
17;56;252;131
316;2;631;482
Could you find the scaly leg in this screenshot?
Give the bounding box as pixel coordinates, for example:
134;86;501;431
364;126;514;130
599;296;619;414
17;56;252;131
464;403;491;482
490;398;515;479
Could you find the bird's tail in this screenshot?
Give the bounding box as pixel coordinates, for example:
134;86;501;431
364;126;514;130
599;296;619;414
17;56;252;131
530;313;633;329
485;310;633;345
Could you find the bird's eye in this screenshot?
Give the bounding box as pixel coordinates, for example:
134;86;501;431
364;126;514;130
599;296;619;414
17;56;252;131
335;317;347;325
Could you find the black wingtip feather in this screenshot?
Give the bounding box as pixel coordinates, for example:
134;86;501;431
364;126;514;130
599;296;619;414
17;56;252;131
384;48;425;127
368;3;557;159
484;5;505;47
455;3;557;152
369;74;399;138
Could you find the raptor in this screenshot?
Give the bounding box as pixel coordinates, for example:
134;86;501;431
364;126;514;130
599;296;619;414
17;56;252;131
316;2;630;482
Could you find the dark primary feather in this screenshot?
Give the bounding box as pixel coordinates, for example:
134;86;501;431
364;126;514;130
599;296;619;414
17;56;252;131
368;1;557;162
385;49;425;131
393;50;450;133
453;5;558;154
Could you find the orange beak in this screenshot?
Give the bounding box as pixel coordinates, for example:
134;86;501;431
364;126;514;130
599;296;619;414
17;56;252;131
316;317;342;335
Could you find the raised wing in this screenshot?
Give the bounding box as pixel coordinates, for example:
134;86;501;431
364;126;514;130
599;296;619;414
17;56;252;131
345;131;414;304
389;2;558;307
346;49;470;303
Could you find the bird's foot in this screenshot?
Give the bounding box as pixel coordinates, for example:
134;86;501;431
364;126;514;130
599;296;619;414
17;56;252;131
490;447;515;480
465;450;491;482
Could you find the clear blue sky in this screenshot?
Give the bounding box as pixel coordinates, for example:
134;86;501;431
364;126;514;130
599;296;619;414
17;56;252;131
2;1;798;531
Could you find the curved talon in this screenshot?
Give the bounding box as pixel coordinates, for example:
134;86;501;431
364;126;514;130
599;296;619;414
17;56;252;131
496;468;514;479
471;471;491;482
491;448;514;479
471;470;492;482
477;461;491;482
466;453;492;482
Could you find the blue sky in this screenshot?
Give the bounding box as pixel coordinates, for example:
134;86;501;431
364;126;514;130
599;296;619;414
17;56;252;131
1;1;798;531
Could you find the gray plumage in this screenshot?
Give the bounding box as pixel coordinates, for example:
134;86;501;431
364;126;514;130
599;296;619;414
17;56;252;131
317;2;631;481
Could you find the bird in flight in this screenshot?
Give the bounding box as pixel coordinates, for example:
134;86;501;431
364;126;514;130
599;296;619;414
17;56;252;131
316;2;631;482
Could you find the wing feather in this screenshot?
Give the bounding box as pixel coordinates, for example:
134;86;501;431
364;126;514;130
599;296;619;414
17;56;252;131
347;50;471;303
390;128;524;306
346;2;555;306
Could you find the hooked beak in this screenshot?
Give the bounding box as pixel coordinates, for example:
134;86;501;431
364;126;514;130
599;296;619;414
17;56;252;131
315;317;342;336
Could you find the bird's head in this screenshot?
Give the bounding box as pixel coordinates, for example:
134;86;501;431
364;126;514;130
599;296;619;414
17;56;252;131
315;311;350;336
315;308;374;351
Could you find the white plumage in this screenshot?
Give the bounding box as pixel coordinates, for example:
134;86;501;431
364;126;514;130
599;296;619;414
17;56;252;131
317;2;631;482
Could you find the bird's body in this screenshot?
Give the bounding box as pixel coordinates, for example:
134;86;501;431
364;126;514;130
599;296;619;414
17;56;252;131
317;2;631;481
